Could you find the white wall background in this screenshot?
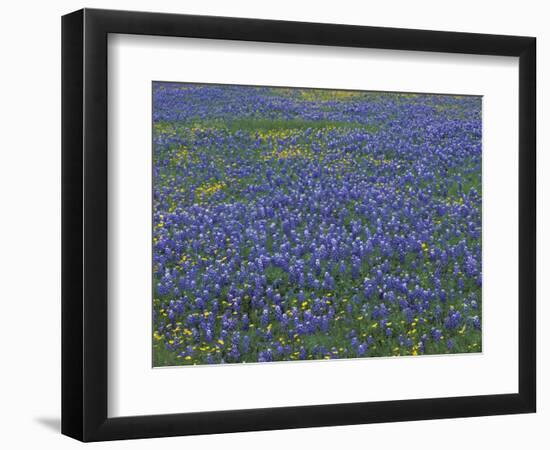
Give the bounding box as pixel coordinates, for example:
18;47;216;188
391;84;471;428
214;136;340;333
0;1;546;448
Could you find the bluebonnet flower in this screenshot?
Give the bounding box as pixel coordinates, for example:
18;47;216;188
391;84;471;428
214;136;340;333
431;328;443;341
242;335;250;353
322;272;335;290
444;309;462;330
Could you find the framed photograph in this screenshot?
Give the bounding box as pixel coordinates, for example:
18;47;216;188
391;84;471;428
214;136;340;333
62;8;536;442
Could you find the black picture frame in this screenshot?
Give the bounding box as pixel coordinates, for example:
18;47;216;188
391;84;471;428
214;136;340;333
62;8;536;442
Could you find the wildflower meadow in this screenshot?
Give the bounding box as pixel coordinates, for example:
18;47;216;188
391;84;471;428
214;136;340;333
152;82;482;366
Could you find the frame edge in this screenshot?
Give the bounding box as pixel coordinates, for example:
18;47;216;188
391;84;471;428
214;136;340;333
518;36;537;413
61;8;85;442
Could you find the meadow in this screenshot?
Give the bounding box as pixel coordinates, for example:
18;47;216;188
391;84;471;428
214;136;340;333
152;82;482;366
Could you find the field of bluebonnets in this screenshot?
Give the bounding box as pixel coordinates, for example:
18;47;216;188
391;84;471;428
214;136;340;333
152;82;482;366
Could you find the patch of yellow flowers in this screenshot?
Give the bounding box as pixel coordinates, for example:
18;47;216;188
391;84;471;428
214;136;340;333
262;146;314;161
196;180;226;200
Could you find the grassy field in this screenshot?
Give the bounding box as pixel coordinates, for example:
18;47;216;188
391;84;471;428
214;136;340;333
152;83;482;366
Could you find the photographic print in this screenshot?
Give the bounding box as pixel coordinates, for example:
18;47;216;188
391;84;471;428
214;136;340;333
152;82;482;367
